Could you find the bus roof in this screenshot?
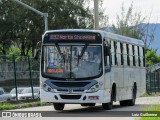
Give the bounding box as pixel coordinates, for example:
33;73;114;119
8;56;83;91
44;29;102;34
104;32;144;46
44;29;144;46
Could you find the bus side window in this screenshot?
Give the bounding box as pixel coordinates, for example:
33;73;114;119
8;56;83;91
120;43;123;65
106;46;111;67
138;46;141;66
123;43;127;66
104;42;111;70
114;41;117;65
132;45;136;66
126;44;130;66
116;42;121;65
134;46;139;66
129;44;133;66
111;41;115;65
139;47;144;67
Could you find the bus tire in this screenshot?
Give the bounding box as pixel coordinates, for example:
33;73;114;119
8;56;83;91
102;89;113;110
81;103;88;106
119;100;128;106
81;103;96;107
53;103;65;111
127;86;136;106
88;103;96;106
102;102;112;110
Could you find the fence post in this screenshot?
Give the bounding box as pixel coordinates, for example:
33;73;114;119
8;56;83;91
13;55;18;101
146;73;150;94
28;56;34;99
150;71;152;94
158;72;160;92
154;72;156;93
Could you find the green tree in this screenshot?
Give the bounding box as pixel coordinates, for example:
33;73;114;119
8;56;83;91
145;49;160;67
1;0;104;56
0;0;15;55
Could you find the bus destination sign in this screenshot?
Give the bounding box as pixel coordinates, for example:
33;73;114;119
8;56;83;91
49;34;96;41
43;32;102;44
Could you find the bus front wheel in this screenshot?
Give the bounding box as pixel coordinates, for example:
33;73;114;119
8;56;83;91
102;89;114;110
53;103;65;111
102;102;112;110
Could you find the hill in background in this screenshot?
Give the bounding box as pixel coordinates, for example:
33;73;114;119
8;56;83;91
141;23;160;55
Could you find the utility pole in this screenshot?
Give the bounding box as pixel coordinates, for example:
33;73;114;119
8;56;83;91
94;0;99;30
12;0;48;31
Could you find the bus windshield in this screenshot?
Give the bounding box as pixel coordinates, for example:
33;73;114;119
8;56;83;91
42;45;102;80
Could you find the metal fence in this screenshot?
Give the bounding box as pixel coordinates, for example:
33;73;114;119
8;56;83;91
1;54;160;101
146;71;160;94
0;55;39;101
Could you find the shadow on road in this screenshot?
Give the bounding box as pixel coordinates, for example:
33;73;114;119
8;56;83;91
46;104;160;117
57;103;160;113
59;104;132;113
48;105;137;117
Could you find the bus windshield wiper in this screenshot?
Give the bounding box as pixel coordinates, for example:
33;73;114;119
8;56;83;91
55;43;65;63
77;44;88;65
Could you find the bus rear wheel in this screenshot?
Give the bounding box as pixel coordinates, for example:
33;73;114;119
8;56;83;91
53;103;65;111
120;85;136;106
119;100;128;106
127;86;136;106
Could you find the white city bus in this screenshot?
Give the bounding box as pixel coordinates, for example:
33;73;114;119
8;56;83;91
39;29;146;111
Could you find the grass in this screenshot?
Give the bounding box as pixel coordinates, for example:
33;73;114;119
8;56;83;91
0;101;52;110
141;92;160;97
0;103;15;110
138;106;160;120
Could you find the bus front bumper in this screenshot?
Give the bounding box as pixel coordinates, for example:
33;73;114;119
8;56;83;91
40;89;110;104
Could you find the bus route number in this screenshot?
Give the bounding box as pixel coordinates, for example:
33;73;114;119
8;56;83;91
47;68;64;73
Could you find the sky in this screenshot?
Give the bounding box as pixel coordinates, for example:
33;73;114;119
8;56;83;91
101;0;160;25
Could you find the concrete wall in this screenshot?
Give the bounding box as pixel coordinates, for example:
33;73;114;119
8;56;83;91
0;62;39;81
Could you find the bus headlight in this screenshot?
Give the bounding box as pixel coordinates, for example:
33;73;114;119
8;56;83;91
87;84;100;93
42;83;55;92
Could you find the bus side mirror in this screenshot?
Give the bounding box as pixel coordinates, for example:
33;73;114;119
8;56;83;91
34;49;39;60
34;41;42;60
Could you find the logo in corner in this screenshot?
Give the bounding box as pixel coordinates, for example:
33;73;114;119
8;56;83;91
2;112;11;117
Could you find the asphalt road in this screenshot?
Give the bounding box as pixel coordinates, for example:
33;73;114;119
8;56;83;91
1;96;160;120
